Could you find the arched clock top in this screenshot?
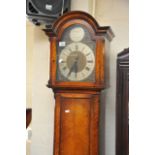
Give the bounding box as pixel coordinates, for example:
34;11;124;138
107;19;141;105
44;11;114;41
45;11;114;90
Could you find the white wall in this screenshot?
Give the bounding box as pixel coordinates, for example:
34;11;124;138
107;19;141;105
30;27;55;155
71;0;96;16
95;0;129;155
26;21;34;109
26;20;55;155
26;21;34;155
26;1;91;155
26;0;128;155
71;0;89;12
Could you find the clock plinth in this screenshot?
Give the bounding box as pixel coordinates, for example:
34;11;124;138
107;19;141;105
46;11;114;155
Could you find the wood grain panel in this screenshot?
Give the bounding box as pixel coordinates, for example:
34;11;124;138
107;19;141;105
60;98;90;155
54;93;100;155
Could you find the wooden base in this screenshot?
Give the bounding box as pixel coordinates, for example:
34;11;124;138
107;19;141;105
53;91;100;155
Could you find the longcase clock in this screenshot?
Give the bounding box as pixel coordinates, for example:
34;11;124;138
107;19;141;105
44;11;114;155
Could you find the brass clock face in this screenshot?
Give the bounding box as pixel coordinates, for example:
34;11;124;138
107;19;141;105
56;25;96;82
58;42;95;81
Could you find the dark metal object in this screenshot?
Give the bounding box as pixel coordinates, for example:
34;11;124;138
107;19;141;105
26;0;71;26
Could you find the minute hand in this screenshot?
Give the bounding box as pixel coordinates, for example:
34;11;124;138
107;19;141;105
74;57;79;78
74;61;78;78
67;61;76;77
67;57;79;77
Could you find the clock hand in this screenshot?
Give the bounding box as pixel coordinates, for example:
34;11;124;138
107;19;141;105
74;61;78;78
67;57;79;77
67;61;76;77
74;57;79;78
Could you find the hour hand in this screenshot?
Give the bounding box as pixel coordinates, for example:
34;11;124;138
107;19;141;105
68;60;78;77
67;62;75;77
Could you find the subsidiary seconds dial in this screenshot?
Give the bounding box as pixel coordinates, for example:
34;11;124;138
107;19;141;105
58;42;95;81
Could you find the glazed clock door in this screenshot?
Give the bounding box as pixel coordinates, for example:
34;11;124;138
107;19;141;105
56;24;96;82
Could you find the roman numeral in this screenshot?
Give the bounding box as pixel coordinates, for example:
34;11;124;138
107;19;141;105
62;66;67;70
61;61;66;63
59;59;66;63
82;72;85;77
75;45;78;51
85;66;90;71
82;47;85;51
68;48;72;52
63;53;68;57
87;60;93;63
86;52;90;56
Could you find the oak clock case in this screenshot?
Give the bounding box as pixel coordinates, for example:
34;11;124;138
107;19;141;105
44;11;114;155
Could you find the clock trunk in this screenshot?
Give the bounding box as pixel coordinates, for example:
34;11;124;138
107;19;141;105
54;91;100;155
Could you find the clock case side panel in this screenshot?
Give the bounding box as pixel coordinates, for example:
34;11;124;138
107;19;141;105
53;92;100;155
50;36;57;87
104;38;111;88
